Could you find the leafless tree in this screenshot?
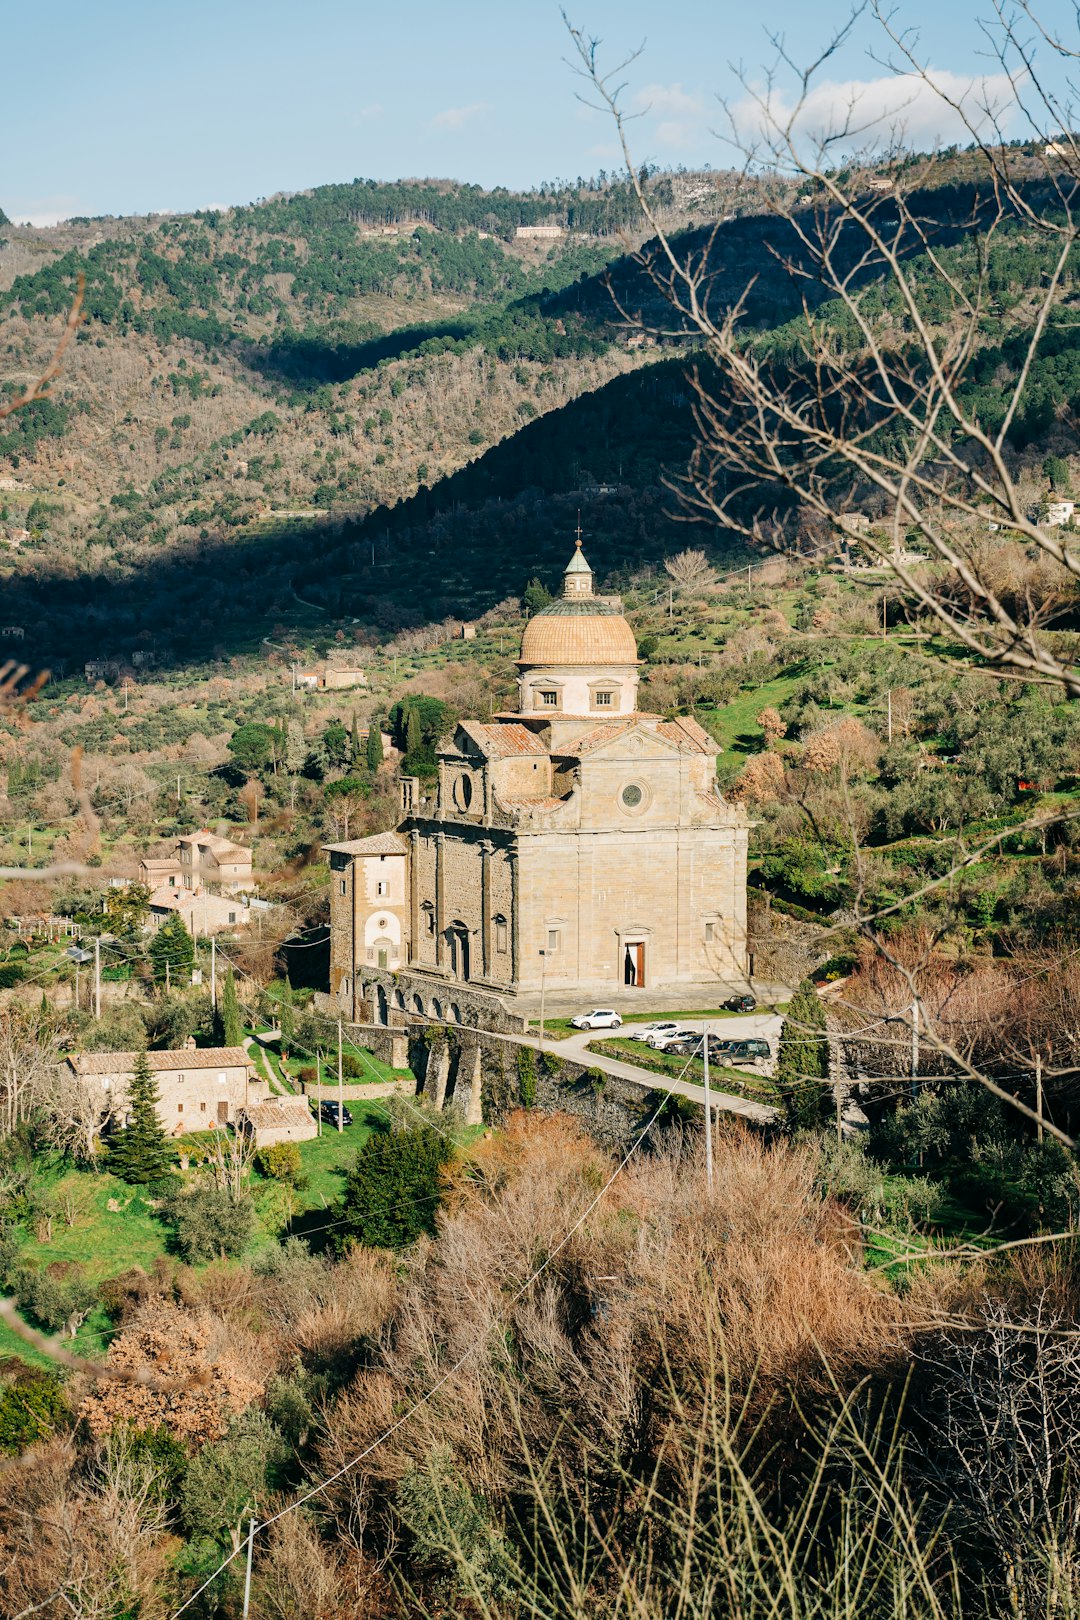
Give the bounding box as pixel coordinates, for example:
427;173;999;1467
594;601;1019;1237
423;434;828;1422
664;546;717;594
0;1005;57;1138
569;5;1080;693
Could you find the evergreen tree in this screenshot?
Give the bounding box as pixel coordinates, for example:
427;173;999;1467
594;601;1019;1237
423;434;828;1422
405;705;422;758
220;967;243;1048
337;1124;452;1249
776;979;830;1132
523;577;552;614
149;913;195;987
278;977;295;1056
365;720;384;772
107;1048;174;1184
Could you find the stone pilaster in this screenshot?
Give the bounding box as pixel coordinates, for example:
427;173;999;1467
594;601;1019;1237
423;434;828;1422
409;828;420;965
508;847;520;987
480;840;493;979
434;832;446;968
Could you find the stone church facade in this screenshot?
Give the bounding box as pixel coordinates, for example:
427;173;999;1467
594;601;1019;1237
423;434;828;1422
325;542;750;1026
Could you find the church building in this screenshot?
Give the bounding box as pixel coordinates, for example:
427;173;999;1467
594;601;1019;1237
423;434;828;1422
324;541;750;1026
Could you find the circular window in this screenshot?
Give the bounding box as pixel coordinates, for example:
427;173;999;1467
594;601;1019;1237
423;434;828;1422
453;774;473;811
377;917;388;929
621;783;644;809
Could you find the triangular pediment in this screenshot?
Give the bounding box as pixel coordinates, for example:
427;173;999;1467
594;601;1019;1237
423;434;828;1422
572;719;689;762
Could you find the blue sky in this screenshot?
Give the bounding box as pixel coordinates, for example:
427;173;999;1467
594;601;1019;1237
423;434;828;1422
4;0;1074;224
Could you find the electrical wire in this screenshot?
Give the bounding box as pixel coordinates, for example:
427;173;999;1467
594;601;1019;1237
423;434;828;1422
169;1038;707;1617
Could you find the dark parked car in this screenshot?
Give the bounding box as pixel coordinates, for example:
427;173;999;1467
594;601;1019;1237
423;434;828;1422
721;1039;771;1065
722;994;757;1013
315;1101;353;1127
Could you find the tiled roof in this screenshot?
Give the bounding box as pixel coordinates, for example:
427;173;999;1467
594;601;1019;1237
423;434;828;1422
322;830;407;856
569;718;640;753
241;1102;314;1129
657;715;716;753
69;1047;252;1075
179;829;250;857
466;722;547;758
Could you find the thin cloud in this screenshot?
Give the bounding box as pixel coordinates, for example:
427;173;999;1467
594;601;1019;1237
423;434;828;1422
431;102;491;131
357;102;383;120
731;68;1019;155
7;194;82;227
633;82;710;150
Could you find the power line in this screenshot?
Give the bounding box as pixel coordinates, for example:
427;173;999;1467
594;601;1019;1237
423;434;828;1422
170;1040;706;1617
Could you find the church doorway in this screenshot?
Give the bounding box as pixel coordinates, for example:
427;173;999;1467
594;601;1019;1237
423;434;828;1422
449;925;471;982
623;941;646;989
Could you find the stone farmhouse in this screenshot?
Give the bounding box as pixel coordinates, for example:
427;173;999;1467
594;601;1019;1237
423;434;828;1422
324;541;750;1026
64;1042;258;1135
138;829;255;936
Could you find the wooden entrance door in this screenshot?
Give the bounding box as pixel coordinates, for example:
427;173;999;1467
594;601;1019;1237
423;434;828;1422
623;942;646;988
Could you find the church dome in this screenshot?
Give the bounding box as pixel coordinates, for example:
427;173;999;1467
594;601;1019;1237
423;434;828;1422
519;596;639;667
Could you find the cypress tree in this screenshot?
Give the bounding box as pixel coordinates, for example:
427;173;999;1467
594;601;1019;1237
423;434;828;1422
107;1048;174;1184
149;912;195;987
405;704;422;759
365;720;384;772
776;979;830;1132
350;713;362;768
220;968;243;1048
278;977;295;1056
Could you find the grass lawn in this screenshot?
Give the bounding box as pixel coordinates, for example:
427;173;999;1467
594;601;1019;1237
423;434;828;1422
18;1157;169;1284
291;1101;388;1208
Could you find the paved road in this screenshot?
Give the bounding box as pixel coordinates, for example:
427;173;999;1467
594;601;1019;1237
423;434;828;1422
495;1014;782;1125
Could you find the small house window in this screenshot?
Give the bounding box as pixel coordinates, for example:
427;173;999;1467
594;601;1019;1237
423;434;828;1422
339;879;347;896
177;1103;183;1114
495;916;508;952
547;929;560;952
200;1101;206;1112
705;921;715;942
422;903;435;935
228;912;236;924
376;880;388;897
538;690;559;707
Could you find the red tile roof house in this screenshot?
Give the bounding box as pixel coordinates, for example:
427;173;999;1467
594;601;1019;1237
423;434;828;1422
64;1041;264;1136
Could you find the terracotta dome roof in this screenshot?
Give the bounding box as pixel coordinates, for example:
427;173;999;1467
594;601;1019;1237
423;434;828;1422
519;598;639;667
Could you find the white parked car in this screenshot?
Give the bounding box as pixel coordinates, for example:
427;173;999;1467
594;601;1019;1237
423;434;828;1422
648;1028;701;1050
570;1008;623;1030
629;1021;680;1044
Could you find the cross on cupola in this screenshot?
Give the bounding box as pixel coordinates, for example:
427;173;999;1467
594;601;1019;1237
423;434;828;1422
563;519;593;598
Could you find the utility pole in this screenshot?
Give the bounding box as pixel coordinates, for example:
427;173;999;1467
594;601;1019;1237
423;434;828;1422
176;773;181;808
1036;1051;1044;1143
910;998;919;1103
337;1015;344;1133
74;962;80;1012
882;594;888;639
93;935;101;1020
210;937;217;1012
702;1023;713;1191
242;1517;256;1619
538;949;547;1052
887;689;893;744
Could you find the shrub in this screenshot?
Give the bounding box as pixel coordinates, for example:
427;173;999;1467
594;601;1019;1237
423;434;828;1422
0;1372;68;1453
340;1053;363;1079
255;1142;303;1184
337;1125;452;1250
16;1261;96;1335
169;1185;256;1263
297;1065;318;1086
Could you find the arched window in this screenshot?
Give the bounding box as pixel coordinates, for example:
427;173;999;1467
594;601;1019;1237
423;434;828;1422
494;914;508;953
421;901;435;935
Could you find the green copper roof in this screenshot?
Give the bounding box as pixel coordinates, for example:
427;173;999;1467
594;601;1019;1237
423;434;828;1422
533;596;621;617
564;545;592;575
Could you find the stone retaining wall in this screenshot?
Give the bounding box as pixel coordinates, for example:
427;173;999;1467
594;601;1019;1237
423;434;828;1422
303;1078;416;1103
410;1025;650;1150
